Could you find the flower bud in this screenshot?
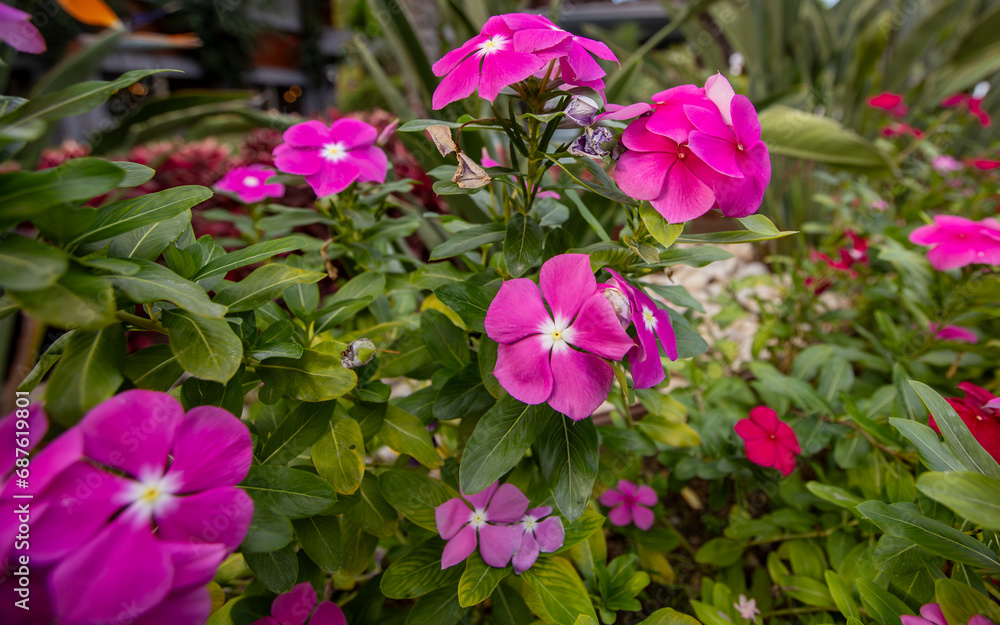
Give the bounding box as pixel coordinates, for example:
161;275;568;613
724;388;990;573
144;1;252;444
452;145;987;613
564;95;600;127
603;287;631;329
568;126;614;159
341;338;377;369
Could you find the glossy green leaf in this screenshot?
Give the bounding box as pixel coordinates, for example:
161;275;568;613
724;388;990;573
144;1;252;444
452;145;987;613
636;608;703;625
890;418;964;473
256;348;357;402
504;214;543;278
214;264;325;313
460;396;548;495
241;504;293;552
292;515;342;572
162;309;243;384
381;539;462;599
434;281;494;333
17;330;73;393
935;578;1000;625
759;106;891;170
241;466;338;519
459;552;510;607
826;570;861;620
404;585;469;625
311;409;366;495
8;265;115;330
109;211;191;261
429;223;505;260
420;308;469;371
911;381;1000;479
0;234;67;291
122;344;184;392
44;324;125;426
856;578;913;625
521;557;598;625
695;538;746;567
378;404;443;468
917;471;1000;529
0;158;125;229
194;236;309;279
71;186;212;247
538;415;599;521
243;545;297;593
343;473;398;538
110;259;227;319
260;400;334;465
379;469;459;533
556;510;606;554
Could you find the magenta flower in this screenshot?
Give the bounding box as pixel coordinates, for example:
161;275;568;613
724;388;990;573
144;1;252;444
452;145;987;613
0;3;45;54
686;74;771;217
512;506;565;574
930;323;978;344
909;215;1000;270
598;480;657;530
431;16;547;109
932;155;963;173
273;119;387;197
735;407;800;476
602;269;678;389
252;582;348;625
484;253;636;421
435;481;528;569
216;165;286;203
867;92;908;117
0;390;253;625
502;13;618;89
902;603;995;625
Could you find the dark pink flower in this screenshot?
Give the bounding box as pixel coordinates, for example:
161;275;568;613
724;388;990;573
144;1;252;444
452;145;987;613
929;383;1000;465
0;3;45;54
512;506;564;574
867;92;908;117
273;119;387;197
969;158;1000;171
881;122;924;139
435;481;528;569
942;93;992;127
502;13;618;90
252;582;348;625
902;602;995;625
602;269;678;389
930;323;978;344
735;407;800;476
598;480;657;530
215;164;285;203
484;254;635;420
909;215;1000;270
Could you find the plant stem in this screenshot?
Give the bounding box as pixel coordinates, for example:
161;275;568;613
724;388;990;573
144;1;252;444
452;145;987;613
746;520;859;547
116;311;166;334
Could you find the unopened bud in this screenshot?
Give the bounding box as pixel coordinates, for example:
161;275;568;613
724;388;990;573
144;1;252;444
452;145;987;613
341;338;377;369
564;95;600;127
603;287;631;329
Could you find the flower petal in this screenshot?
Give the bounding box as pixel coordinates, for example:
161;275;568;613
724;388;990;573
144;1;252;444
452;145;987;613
432;53;481;109
478;50;545;102
512;530;540;574
350;145;389;184
478;523;519;568
0;404;46;480
80;389;183;478
628;310;666;389
436;497;472;540
485;278;551;344
687;130;742;178
622;117;678;153
564;291;636;360
635;485;658;507
548;345;614;421
1;427;82;499
272;582;317;625
615;150;672;201
705;73;736;125
651;157;717;223
534;517;565;552
749;406;780;431
156;487;254;550
730;95;762;145
494;336;555;405
463;481;499;511
631;505;655;530
734;418;768;442
0;9;46;54
485;483;530;523
528;506;553;519
167;406;253;494
607;503;632;526
442;524;478;569
283;120;333;148
432;35;486;75
163;541;229;591
920;603;948;625
274;144;323;176
311;601;349;625
598;488;626;507
744;438;779;470
329;118;378;151
130;587;213;625
306;160;362;197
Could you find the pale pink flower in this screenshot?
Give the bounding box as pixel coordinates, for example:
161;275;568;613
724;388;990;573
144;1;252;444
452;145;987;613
435;481;528;569
734;595;760;620
512;506;564;574
932;155;963;173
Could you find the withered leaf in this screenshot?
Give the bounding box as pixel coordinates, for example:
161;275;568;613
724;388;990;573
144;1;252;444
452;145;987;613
453;152;492;189
426;125;457;157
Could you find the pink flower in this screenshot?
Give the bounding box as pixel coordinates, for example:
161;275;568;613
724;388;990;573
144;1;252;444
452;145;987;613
902;603;996;625
735;407;800;476
512;506;565;574
430;16;547;109
273;119;387;197
942;93;992;127
252;582;347;625
929;383;1000;465
969;158;1000;171
435;481;528;569
909;215;1000;270
215;164;285;203
0;3;45;54
734;595;760;620
881;122;924;139
867;92;908;117
602;269;678;389
502;13;618;90
932;155;963;173
930;323;978;344
0;390;253;625
484;254;636;420
598;480;657;530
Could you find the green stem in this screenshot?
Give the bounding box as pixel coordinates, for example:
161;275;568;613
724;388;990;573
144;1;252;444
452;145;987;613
747;520;858;547
117;311;167;334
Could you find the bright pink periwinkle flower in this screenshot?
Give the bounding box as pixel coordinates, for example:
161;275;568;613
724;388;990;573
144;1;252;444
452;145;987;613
909;215;1000;270
735;407;800;476
902;603;995;625
867;92;908;117
0;390;253;625
484;253;635;421
602;269;678;389
273;119;387;197
512;506;565;574
252;582;348;625
932;155;963;173
930;323;978;344
598;480;657;530
502;13;618;91
216;164;286;203
0;3;45;54
435;481;528;569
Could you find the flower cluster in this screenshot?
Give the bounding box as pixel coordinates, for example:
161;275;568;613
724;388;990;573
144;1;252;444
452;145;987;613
929;383;1000;464
598;480;658;530
252;582;347;625
909;215;1000;270
942;92;992;127
430;13;617;109
0;390;254;625
611;74;771;223
485;254;678;421
435;481;564;574
735;406;800;476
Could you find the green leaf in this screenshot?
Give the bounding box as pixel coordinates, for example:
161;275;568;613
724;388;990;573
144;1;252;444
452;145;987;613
214;264;325;313
917;472;1000;529
826;570;861;620
640;206;683;248
8;265;115;330
420;309;469;371
521;557;599;625
492;580;535;625
311;409;366;495
379;469;459;533
749;362;832;415
636;608;702;625
759;106;891;170
433;364;494;420
0;234;67;291
122;344;184;391
194;236;309;280
71;186;212;248
110;161;155;187
260;401;334;465
241;466;338;519
241;504;294;552
856;578;913;625
256;348;357;402
18;330;73;393
935;578;1000;625
0;158;125;229
379;405;443;468
381;539;462;599
434;281;494;333
343;473;398;538
657;246;733;268
110;259;227;319
565;190;612;242
636;414;701;448
890;419;964;473
244;545;297;593
429;223;505;260
538;416;599;522
778;575;835;608
292;515;342;572
818;356;854;403
340;517;379;576
404;585;470;625
109;211;191;261
504;214;543;278
556;510;607;554
695;538;746;567
460;396;549;496
910;381;1000;479
44;324;125;426
459;552;510;607
856;501;1000;572
162;310;242;384
805;482;864;511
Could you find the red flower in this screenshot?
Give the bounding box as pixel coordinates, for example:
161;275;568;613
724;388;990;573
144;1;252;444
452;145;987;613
868;92;909;117
929;383;1000;464
968;158;1000;171
735;407;801;476
942;93;992;127
881;122;924;139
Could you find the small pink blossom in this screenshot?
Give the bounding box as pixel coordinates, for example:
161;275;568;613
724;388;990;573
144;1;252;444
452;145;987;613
902;603;996;625
735;407;800;476
734;595;760;620
909;215;1000;270
969;158;1000;171
252;582;347;625
932;155;963;173
273;119;387;197
942;93;992;127
215;165;285;203
435;481;528;569
930;323;978;344
870;199;889;211
0;3;45;54
867;92;908;117
598;479;657;530
881;122;924;139
512;506;565;574
602;269;678;389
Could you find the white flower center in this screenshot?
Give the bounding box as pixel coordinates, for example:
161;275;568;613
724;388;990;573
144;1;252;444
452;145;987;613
479;35;508;54
321;141;348;163
469;508;487;528
119;468;182;521
242;176;261;188
538;317;574;353
642;308;657;330
522;514;537;532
